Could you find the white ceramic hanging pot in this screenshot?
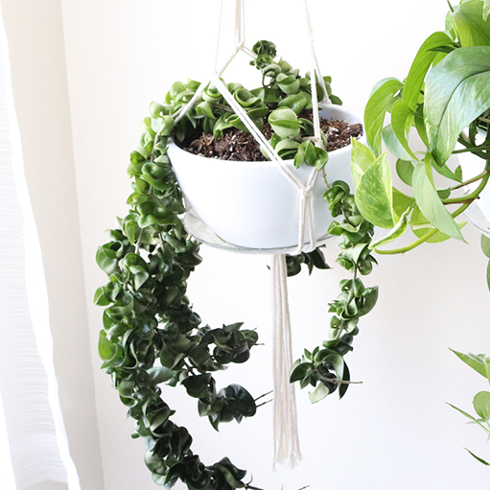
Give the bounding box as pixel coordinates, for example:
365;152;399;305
457;131;490;236
168;104;363;249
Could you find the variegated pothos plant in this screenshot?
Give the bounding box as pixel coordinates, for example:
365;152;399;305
350;0;490;465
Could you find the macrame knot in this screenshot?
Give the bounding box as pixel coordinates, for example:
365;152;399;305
302;184;314;199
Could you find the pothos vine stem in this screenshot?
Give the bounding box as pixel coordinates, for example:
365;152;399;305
375;162;490;255
447;169;489;192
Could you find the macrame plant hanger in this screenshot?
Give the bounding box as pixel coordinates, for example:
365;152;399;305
173;0;332;469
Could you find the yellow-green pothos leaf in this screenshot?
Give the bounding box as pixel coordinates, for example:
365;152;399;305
364;78;404;156
370;205;412;250
432;160;464;183
447;402;479;422
393;187;415;217
382;125;414;161
459;0;490;17
452;1;490;47
482;234;490;258
354;153;396;229
409;206;467;244
473;391;490;419
425;46;490;166
412;158;465;242
350;139;376;189
390;99;417;161
487;260;490;293
450;349;490;379
403;31;454;111
465;448;490;466
396;159;414;186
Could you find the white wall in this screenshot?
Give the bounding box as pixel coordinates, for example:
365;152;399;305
7;0;490;489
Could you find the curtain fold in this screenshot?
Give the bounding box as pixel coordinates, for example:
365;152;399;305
0;2;80;489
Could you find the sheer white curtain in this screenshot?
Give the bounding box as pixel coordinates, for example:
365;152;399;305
0;2;80;489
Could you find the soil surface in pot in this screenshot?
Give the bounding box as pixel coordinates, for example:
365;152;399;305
183;110;363;162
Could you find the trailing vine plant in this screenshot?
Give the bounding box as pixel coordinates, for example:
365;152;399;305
290;181;378;402
96;40;378;489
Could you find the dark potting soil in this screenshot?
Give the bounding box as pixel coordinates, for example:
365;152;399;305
182;111;363;162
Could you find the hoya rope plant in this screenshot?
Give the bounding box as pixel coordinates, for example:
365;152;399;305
95;40;378;489
349;0;490;465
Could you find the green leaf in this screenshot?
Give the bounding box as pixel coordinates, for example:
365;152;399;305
94;286;110;306
410;206;466;244
290;361;314;383
382;125;414;161
339;363;350;399
277;92;310;114
147;366;175;385
432;161;464;182
98;331;116;361
393;187;415;217
452;1;490;47
309;383;330;404
364;78;404;155
482;234;490;258
425;46;490;165
390;99;417;160
315;351;344;381
403;31;453;110
350;139;376;189
370;205;412;250
182;374;213;399
276;73;300;95
149;102;165;119
451;349;489;378
354;153;396;228
473;391;490;419
294;140;328;170
358;287;379;315
96;245;119;275
396;159;415;186
487;260;490;293
412;158;465;241
268;108;301;138
414;105;430;147
465;448;490;466
447;402;479;422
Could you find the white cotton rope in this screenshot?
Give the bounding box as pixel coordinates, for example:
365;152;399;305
214;0;225;73
173;0;332;467
304;0;331;106
271;255;302;468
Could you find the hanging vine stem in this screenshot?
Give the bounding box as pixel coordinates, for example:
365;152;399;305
290;181;378;403
446;170;489;191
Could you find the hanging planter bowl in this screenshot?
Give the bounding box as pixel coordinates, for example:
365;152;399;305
457;132;490;237
168;104;363;249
